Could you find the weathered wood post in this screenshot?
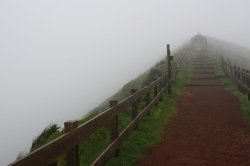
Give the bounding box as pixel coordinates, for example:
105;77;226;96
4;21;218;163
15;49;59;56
146;82;151;116
167;44;172;94
246;70;250;100
131;89;138;129
229;63;233;81
64;121;80;166
164;74;167;94
237;67;242;92
110;100;119;157
242;69;246;95
154;78;158;107
234;66;238;88
159;76;163;102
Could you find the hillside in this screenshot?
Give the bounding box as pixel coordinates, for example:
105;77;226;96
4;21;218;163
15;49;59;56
206;36;250;69
95;49;184;112
14;46;184;165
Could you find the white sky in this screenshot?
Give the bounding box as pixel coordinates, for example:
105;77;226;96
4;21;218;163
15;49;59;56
1;1;250;165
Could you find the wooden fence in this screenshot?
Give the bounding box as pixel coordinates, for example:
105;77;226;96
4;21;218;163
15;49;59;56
221;56;250;100
8;45;186;166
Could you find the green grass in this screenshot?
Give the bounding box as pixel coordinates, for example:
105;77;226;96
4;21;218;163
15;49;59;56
105;94;176;166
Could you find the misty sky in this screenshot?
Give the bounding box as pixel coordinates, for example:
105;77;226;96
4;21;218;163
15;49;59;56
1;1;250;165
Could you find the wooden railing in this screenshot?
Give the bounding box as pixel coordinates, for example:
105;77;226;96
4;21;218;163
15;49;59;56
221;56;250;100
8;45;184;166
176;49;187;67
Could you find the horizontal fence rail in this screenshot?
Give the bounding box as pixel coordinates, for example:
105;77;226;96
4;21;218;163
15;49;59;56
177;49;187;67
9;45;185;166
221;56;250;100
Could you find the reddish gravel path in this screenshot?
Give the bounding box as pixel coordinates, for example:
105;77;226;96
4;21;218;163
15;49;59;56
137;87;250;166
191;79;222;84
194;67;214;70
193;73;216;77
137;54;250;165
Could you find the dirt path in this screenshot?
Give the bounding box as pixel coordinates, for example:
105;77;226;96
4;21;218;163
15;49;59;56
137;54;250;165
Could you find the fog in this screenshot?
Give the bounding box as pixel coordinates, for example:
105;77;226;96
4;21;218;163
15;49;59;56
1;1;250;165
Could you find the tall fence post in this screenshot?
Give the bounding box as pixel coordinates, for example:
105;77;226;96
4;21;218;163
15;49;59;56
154;78;158;107
64;121;79;166
110;100;119;157
246;70;250;100
131;89;138;129
146;82;151;116
167;44;172;94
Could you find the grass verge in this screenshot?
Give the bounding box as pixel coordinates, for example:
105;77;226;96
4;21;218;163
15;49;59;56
220;76;250;123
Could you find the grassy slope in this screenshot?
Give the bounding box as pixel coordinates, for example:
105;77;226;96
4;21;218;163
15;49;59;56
207;36;250;69
18;49;188;165
77;49;189;166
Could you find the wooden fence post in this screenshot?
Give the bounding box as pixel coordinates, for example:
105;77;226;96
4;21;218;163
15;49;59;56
167;44;172;94
164;75;167;94
64;121;79;166
229;63;233;81
159;77;163;102
237;67;242;92
131;89;138;130
242;69;246;95
234;66;238;89
246;70;250;100
146;82;151;116
110;100;119;157
154;78;158;107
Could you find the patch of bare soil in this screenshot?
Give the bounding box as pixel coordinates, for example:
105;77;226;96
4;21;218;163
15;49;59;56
137;87;250;166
